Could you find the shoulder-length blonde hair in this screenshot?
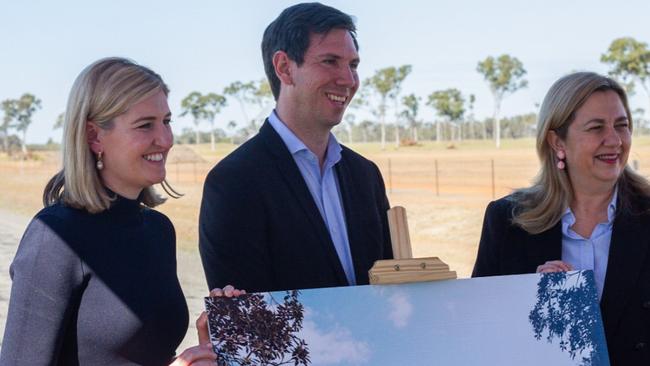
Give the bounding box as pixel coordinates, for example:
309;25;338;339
512;71;650;234
44;57;177;213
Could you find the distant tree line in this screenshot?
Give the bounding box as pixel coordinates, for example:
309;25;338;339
3;37;650;155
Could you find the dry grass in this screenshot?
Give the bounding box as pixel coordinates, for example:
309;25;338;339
3;137;650;278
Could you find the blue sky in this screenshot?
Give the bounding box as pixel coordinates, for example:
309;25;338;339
276;272;603;365
2;0;650;143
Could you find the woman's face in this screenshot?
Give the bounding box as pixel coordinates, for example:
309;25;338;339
90;89;173;199
551;90;631;194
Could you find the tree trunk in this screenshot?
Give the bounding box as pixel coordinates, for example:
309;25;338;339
436;120;441;144
195;129;200;145
21;130;27;154
493;97;502;148
394;121;400;148
412;125;418;143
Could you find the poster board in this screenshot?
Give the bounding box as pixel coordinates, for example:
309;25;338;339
205;270;609;366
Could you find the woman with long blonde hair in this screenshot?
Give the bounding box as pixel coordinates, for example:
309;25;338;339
473;71;650;365
0;57;218;365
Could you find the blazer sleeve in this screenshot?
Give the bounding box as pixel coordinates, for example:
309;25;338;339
471;199;510;277
0;217;84;366
198;163;273;293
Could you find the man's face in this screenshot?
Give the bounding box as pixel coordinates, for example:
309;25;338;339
285;28;360;131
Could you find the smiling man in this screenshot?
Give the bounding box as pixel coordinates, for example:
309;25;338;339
199;2;393;293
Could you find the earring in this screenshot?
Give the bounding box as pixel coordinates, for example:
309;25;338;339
556;150;565;170
96;151;104;170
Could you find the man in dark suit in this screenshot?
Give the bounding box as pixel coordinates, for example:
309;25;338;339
199;3;393;293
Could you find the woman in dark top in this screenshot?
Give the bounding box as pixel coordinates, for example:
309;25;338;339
0;58;217;365
472;72;650;365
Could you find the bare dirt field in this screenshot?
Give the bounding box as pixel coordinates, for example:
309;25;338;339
2;137;650;350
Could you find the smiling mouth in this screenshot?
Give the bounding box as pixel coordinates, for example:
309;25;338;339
596;153;619;163
326;92;348;104
143;153;164;162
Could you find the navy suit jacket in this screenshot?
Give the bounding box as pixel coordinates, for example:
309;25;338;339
199;121;393;293
473;196;650;365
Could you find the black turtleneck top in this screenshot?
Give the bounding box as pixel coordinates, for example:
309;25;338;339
0;195;189;366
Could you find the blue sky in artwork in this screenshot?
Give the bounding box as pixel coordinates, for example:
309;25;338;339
269;272;605;365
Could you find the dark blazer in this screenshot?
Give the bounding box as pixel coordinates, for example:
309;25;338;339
199;121;393;293
472;196;650;365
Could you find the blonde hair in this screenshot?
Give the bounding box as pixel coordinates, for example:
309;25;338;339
512;71;650;234
44;57;176;213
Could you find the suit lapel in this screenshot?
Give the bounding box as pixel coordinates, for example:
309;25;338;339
259;121;348;285
600;209;649;335
524;222;562;272
334;151;367;284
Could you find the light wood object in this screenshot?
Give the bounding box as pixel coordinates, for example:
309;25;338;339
387;206;412;260
369;206;457;285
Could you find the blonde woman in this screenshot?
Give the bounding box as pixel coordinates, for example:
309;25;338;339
0;58;218;365
472;72;650;365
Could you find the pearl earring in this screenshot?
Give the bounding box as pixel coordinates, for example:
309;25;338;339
556;151;565;170
96;151;104;170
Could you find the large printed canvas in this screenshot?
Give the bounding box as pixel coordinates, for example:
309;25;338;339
205;270;608;366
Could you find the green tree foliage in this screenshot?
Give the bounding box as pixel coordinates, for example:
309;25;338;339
365;65;412;150
427;88;466;142
601;37;650;106
203;93;228;151
223;81;256;126
400;93;421;143
4;94;42;154
181;91;227;149
54;112;65;130
1;99;18;153
477;54;527;148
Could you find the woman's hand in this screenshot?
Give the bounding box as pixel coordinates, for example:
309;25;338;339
170;342;216;366
536;260;573;273
210;284;246;298
169;285;246;365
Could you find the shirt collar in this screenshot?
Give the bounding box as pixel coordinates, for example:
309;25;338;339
268;110;342;165
561;187;618;227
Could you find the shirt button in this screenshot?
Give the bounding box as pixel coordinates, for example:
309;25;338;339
643;301;650;309
634;342;646;351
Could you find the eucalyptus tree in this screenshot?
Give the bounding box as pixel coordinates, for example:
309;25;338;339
13;94;42;154
477;54;528;148
400;93;421;143
1;99;18;152
601;37;650;109
202;93;227;151
223;81;256;126
427;88;466;142
365;65;412;149
54;112;65;130
180;91;207;145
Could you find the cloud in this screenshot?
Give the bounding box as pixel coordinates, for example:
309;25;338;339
299;320;371;365
387;292;413;328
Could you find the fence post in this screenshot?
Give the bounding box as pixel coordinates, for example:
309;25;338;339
491;158;495;199
434;159;439;196
388;158;393;194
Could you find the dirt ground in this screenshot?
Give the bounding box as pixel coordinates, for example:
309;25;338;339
2;137;650;351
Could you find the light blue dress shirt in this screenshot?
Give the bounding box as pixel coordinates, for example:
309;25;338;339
268;111;357;285
561;190;617;300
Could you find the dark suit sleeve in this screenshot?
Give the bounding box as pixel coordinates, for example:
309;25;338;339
373;161;393;260
198;163;273;292
0;218;84;365
472;200;508;277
